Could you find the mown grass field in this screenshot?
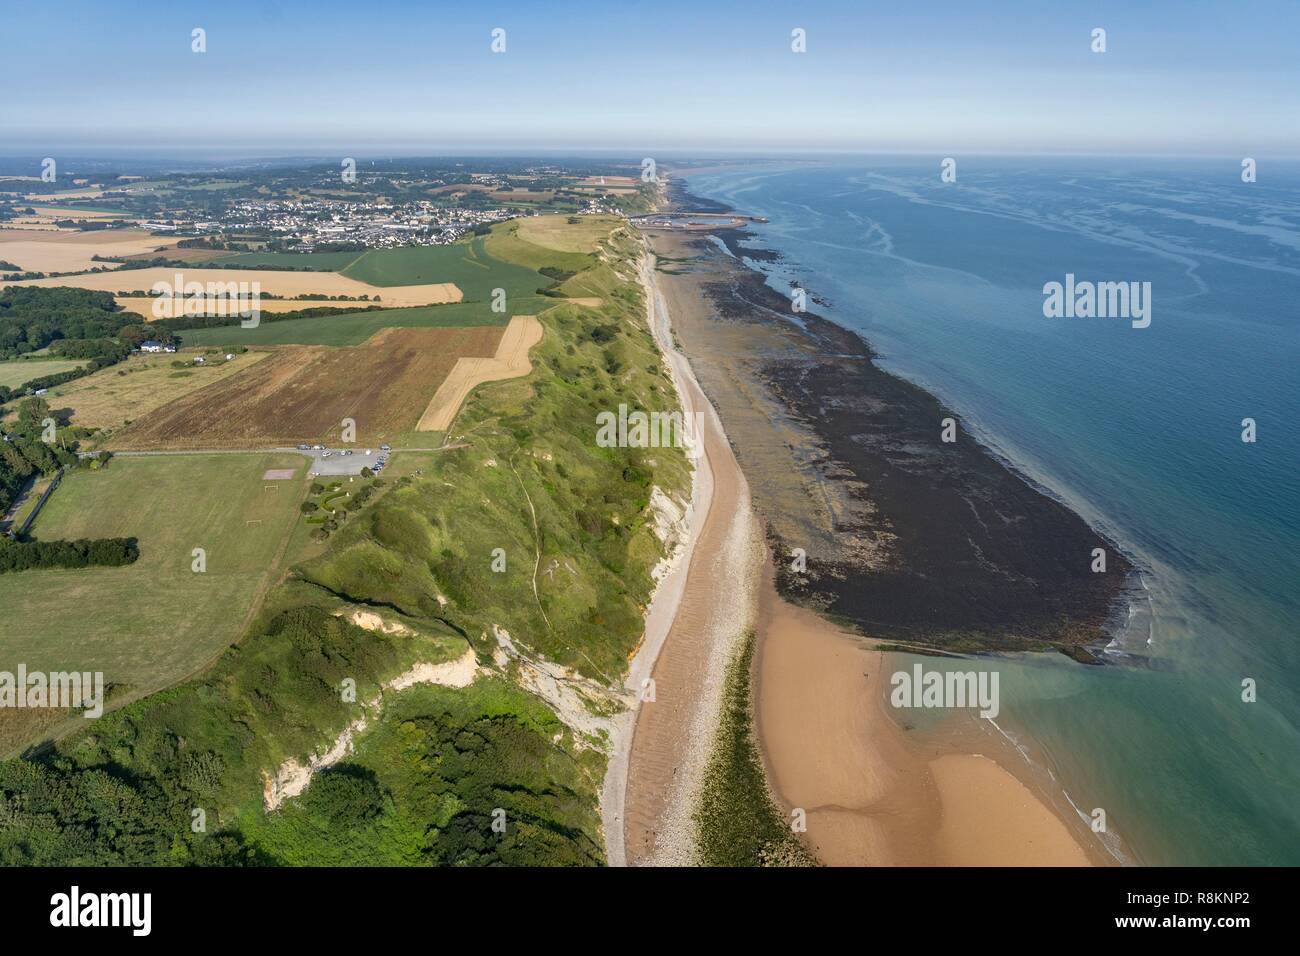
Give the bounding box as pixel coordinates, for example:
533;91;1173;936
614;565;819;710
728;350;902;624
0;358;84;389
0;453;307;750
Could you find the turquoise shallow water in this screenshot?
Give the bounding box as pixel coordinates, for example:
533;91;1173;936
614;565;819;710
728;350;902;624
686;158;1300;865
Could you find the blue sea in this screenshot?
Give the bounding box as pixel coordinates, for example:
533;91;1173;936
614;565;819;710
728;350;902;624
685;158;1300;865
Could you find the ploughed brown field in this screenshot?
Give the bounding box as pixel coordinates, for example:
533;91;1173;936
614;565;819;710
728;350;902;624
110;326;506;449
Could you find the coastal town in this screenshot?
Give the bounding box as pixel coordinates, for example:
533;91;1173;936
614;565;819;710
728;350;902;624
153;195;515;248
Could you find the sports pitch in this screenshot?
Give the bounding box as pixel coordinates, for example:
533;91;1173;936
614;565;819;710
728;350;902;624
0;453;307;720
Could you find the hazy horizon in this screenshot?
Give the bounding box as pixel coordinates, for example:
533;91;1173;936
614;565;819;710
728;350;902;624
4;0;1299;156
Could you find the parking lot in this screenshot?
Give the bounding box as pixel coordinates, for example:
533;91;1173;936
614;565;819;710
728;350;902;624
301;446;391;477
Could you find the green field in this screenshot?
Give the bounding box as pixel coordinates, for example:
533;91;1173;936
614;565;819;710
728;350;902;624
177;303;521;347
341;236;547;295
0;453;307;742
175;226;578;347
190;250;367;271
484;220;599;274
187;233;560;293
184;234;555;298
0;359;84;389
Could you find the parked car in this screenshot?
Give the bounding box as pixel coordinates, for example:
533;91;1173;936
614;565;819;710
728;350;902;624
321;451;331;458
380;444;392;451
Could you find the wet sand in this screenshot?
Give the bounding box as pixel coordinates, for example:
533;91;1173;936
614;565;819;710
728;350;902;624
755;574;1096;866
644;210;1110;866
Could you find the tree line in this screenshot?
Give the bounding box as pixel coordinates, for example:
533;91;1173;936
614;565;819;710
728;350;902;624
0;536;139;573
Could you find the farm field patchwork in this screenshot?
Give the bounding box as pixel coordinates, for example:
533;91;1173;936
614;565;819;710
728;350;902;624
115;296;366;319
417;315;543;431
183;249;368;271
112;325;507;448
341;236;542;294
176;234;548;300
0;227;181;274
1;266;461;308
25;206;136;220
170;221;585;348
26;351;272;432
176;302;515;347
0;452;307;753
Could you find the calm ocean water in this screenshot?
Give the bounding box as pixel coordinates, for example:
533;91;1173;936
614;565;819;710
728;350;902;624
686;158;1300;865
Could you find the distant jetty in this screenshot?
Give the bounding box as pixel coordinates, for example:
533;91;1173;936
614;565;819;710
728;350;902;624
631;212;767;230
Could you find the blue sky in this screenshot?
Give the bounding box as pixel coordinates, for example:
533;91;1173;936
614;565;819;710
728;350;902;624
3;0;1298;157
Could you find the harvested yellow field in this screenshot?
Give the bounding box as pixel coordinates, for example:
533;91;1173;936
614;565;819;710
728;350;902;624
58;228;167;246
23;187;106;200
516;214;621;253
0;227;179;273
28;206;130;220
0;223;63;233
35;351;272;431
3;267;462;307
115;296;367;319
416;314;543;431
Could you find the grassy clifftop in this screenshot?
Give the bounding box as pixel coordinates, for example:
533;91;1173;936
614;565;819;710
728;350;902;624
0;216;691;866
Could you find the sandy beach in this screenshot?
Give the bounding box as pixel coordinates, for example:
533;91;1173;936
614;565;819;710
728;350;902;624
755;571;1097;866
634;211;1111;867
